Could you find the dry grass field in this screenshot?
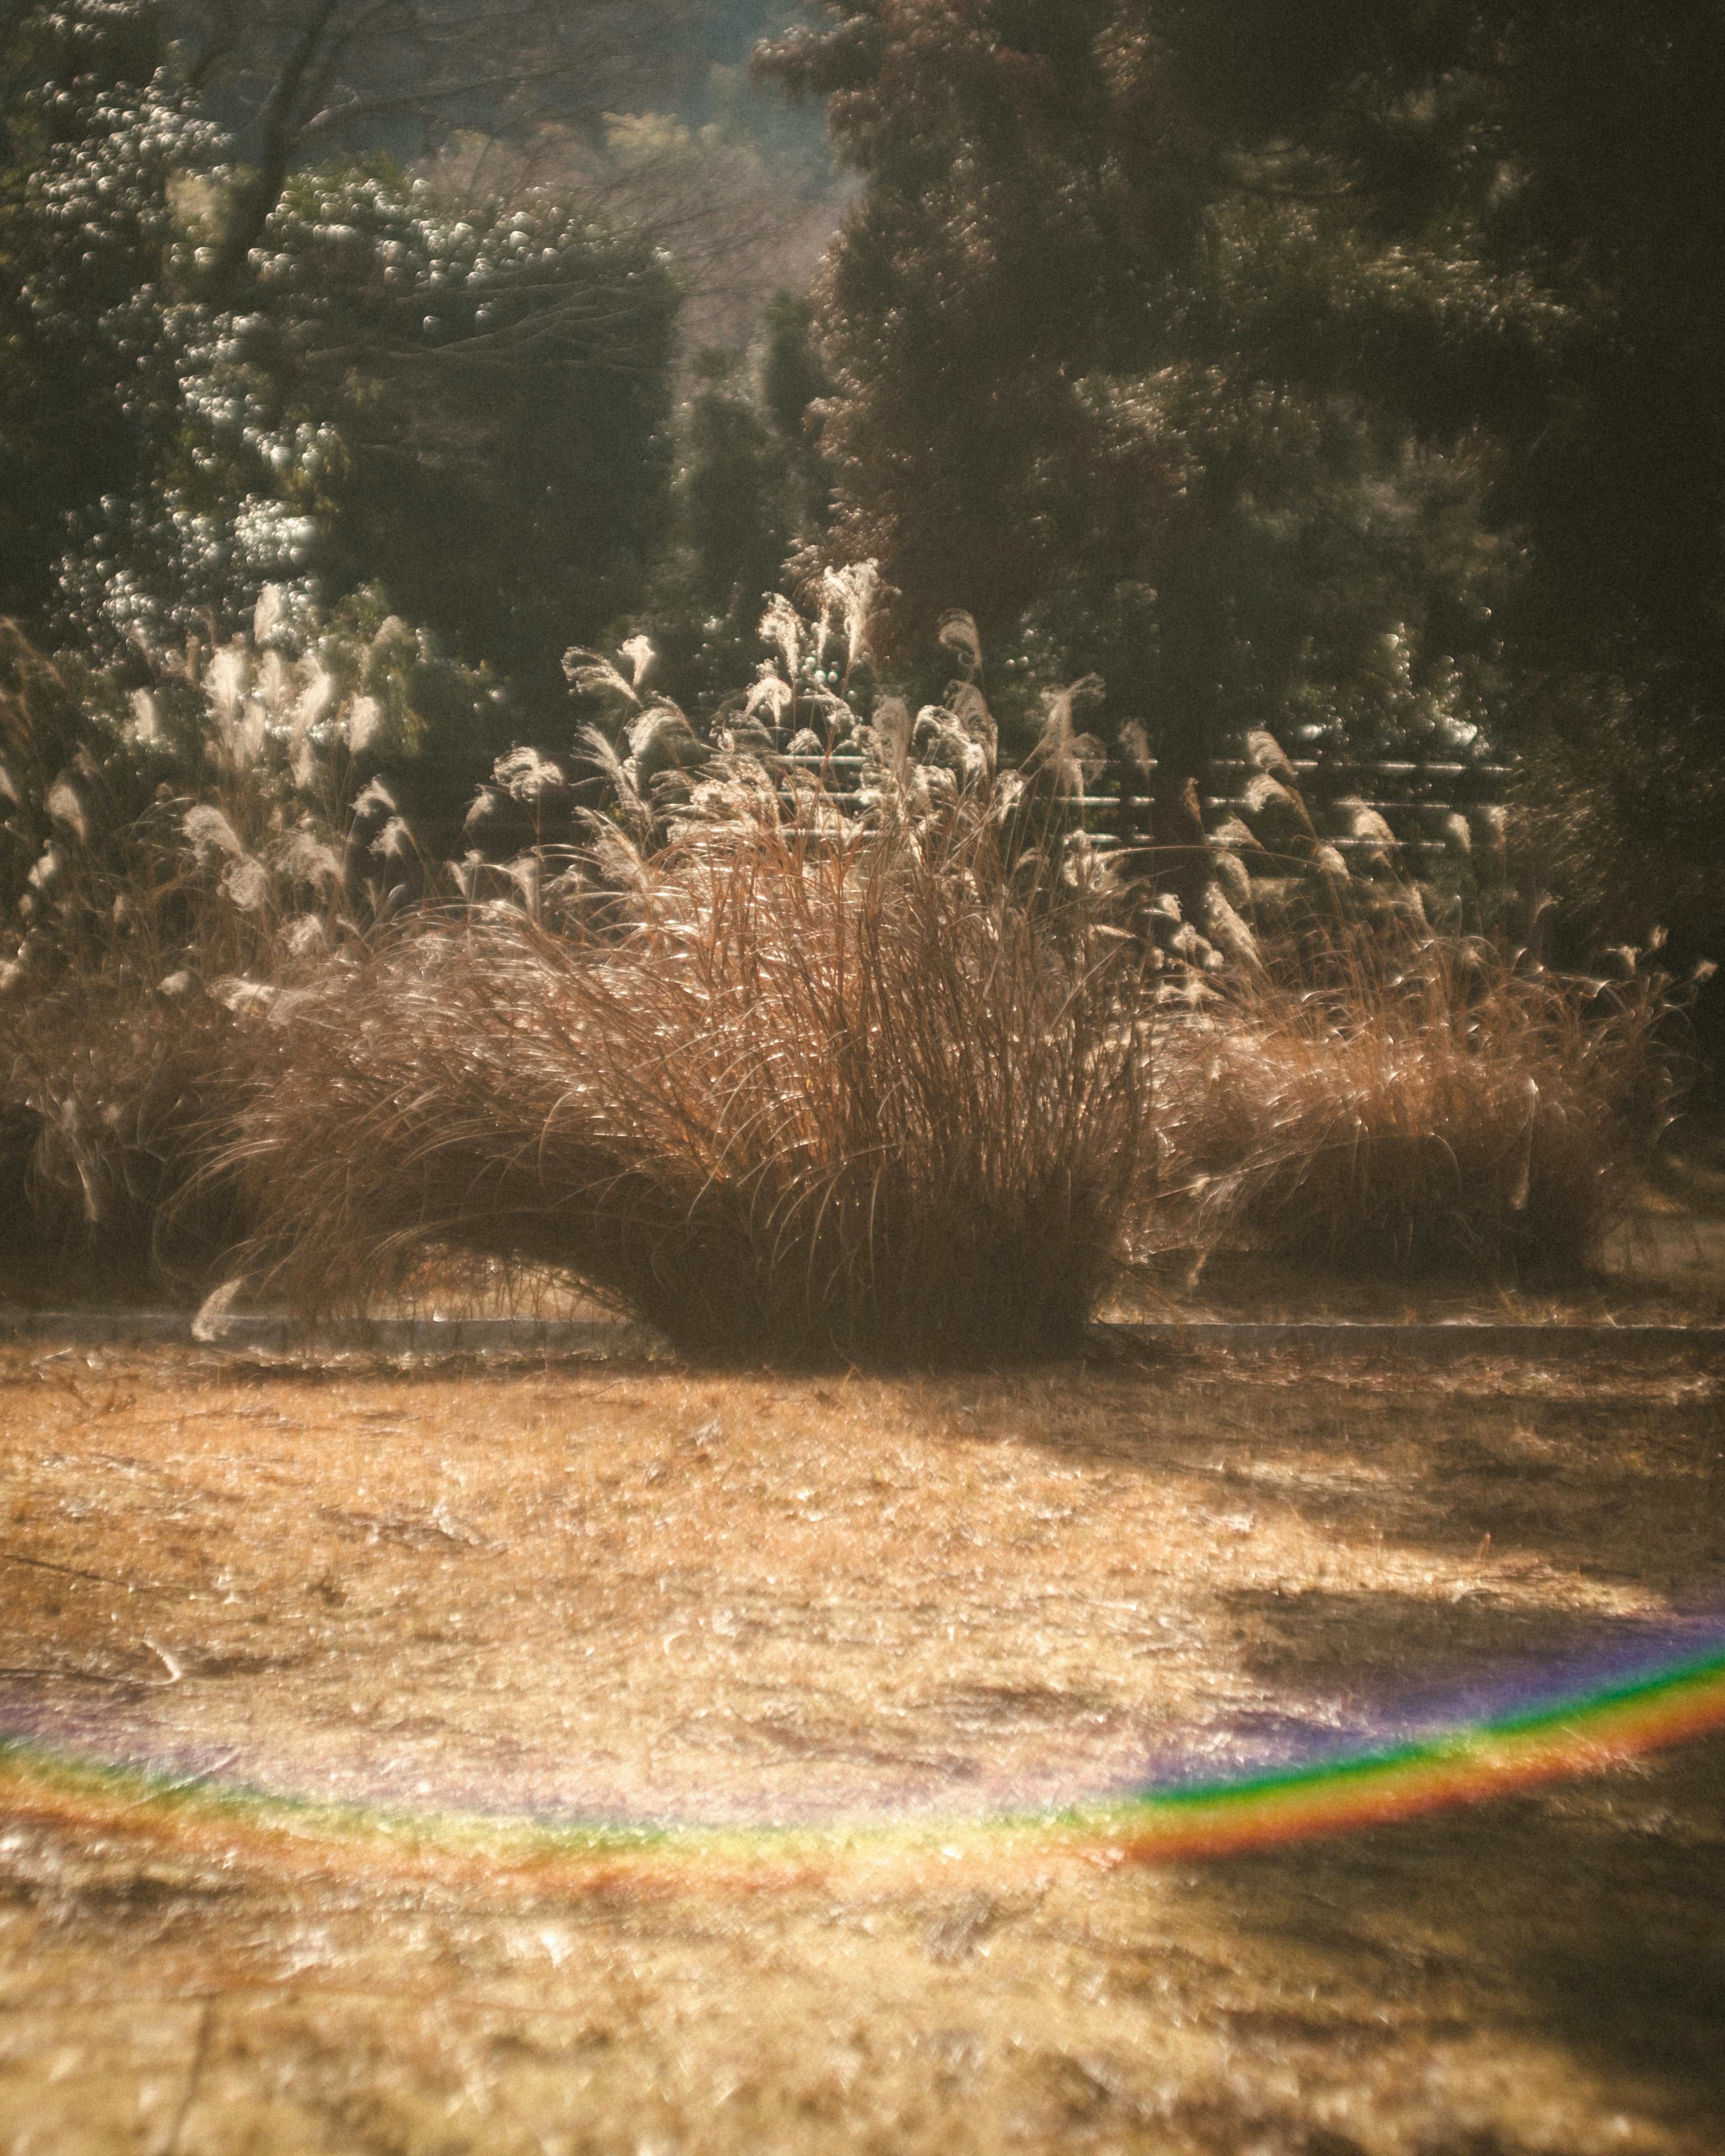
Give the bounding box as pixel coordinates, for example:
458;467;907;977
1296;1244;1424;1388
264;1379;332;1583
2;1332;1723;2153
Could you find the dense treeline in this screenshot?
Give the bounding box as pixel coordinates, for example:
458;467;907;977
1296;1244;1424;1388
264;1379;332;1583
2;0;1720;991
752;0;1724;992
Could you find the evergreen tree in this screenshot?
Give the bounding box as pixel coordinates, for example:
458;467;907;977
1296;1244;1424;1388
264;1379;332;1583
757;0;1725;909
756;3;1533;778
633;295;833;714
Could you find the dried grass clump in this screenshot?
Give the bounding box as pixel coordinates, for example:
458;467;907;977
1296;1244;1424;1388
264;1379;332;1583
0;600;430;1294
1155;931;1678;1277
0;973;245;1296
227;822;1151;1365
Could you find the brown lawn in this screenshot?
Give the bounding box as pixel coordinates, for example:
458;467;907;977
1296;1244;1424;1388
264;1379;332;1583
2;1333;1723;2152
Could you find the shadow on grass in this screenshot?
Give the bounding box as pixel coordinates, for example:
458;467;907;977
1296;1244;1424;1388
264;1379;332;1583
1184;1736;1725;2136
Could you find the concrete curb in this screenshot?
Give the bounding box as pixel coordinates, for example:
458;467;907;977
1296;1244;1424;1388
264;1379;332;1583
1100;1321;1725;1360
0;1311;657;1354
1;1310;1720;1360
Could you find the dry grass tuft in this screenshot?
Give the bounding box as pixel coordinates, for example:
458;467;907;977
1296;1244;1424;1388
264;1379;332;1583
226;821;1152;1365
1155;928;1680;1277
0;973;244;1297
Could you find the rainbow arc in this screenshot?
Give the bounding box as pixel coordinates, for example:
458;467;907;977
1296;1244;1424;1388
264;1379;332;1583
3;1638;1724;1884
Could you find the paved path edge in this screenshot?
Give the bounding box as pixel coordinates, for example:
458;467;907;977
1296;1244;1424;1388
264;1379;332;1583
1;1310;1720;1359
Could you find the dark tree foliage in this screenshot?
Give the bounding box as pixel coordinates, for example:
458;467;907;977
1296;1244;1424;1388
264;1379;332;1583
755;3;1527;779
681;350;795;620
156;0;685;303
211;165;677;711
758;4;1725;961
1141;0;1725;728
634;292;833;712
760;1;1137;652
0;4;218;622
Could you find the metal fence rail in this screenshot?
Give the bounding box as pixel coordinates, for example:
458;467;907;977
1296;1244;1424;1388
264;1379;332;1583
767;743;1511;869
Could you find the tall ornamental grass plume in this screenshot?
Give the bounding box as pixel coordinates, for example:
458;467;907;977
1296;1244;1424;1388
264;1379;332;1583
225;817;1153;1366
0;596;455;1293
1154;928;1682;1278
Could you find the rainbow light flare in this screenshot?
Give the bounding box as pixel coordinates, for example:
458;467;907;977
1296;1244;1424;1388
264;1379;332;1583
2;1638;1724;1890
